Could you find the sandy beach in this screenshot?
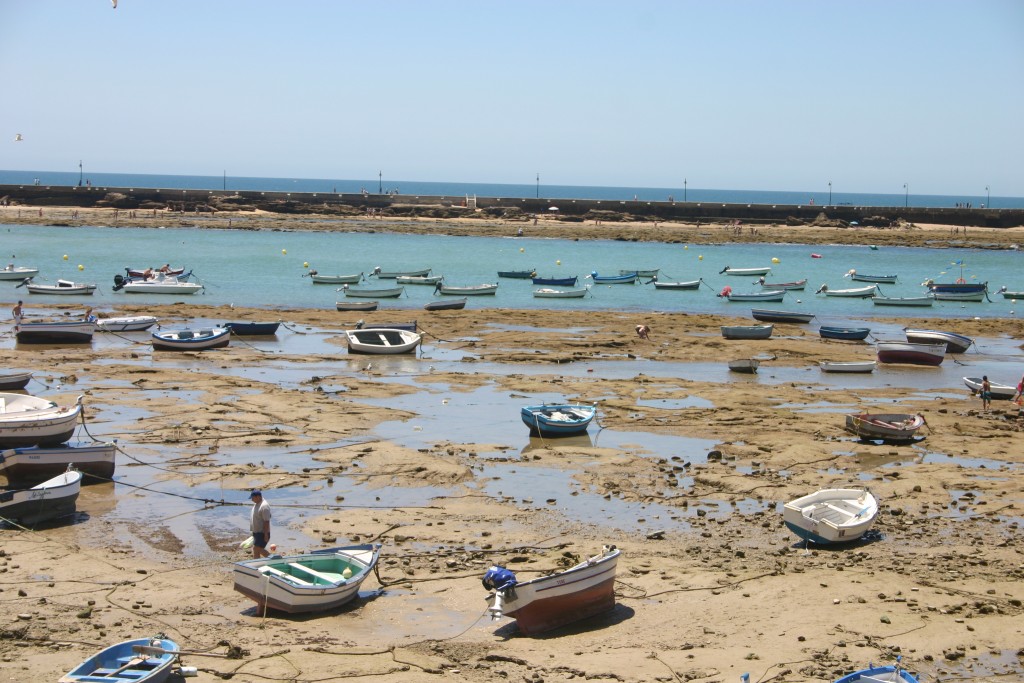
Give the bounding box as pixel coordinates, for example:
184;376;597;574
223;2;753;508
1;212;1023;683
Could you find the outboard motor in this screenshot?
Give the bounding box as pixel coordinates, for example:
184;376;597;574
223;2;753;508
481;565;517;592
113;274;126;291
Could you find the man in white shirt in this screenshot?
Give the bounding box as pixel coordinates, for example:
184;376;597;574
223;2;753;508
249;490;272;559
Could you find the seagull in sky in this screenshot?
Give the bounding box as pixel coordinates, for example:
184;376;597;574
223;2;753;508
14;134;22;142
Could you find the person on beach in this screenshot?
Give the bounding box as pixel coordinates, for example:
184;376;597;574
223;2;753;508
249;490;272;559
11;300;23;324
635;324;651;340
981;376;992;411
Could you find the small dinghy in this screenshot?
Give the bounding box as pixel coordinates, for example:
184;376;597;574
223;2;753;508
0;394;83;448
424;297;468;310
721;324;773;340
521;404;596;437
345;328;421;354
95;315;159;332
0;468;83;526
23;279;97;295
151;327;230;351
224;321;281;336
0;371;32;391
845;413;926;442
0;441;116;484
783;488;878;545
728;358;760;374
233;544;382;614
59;636;179;683
963;376;1018;401
819;361;876;373
483;545;620;635
834;661;919;683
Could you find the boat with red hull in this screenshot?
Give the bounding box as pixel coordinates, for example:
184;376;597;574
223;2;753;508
484;545;620;635
876;341;945;366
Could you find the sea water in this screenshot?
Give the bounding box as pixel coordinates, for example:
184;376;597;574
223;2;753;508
3;223;1022;321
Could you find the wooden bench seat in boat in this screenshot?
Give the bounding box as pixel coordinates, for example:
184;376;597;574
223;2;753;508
259;564;314;586
287;562;345;583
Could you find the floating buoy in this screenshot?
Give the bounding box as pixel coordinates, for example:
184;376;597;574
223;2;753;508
520;247;524;253
282;249;287;255
556;260;561;265
78;264;84;271
698;255;703;261
303;261;309;268
811;253;823;259
63;254;68;261
771;257;780;264
684;245;688;250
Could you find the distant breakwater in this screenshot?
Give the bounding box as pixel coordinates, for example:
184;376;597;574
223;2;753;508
3;183;1022;228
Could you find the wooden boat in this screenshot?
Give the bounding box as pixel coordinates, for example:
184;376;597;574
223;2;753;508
151;327;231;351
0;441;116;484
309;272;364;284
621;268;658;277
872;294;933;307
758;278;807;291
116;274;204;295
345;328;421;354
425;297;467;310
532;275;578;286
931;290;986;302
0;468;82;526
750;309;814;324
720;266;772;276
819;326;871;341
725;290;785;303
816;284;877;298
651;278;701;290
434;282;498;296
23;279;97;295
834;662;919;683
963;376;1018;401
845;413;926;442
484;545;619;635
94;315;159;332
847;271;898;284
356;321;418;333
497;269;536;279
997;287;1024;299
0;265;39;280
396;274;444;285
589;271;638;284
60;636;180;683
340;285;405;298
233;544;382;614
819;361;876;373
533;287;589;298
336;300;379;311
721;324;773;340
126;266;185;278
224;321;280;335
903;328;973;353
0;394;83;448
728;358;759;374
925;280;987;294
15;319;95;344
783;488;879;544
876;341;945;366
0;371;32;391
520;404;596;437
370;266;430;279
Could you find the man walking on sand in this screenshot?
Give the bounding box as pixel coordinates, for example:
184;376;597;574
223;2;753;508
249;490;272;559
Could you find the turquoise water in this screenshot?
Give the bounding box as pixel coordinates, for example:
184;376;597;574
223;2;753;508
4;223;1022;321
2;169;1021;209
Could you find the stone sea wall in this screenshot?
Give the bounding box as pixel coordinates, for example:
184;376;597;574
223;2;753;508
2;183;1022;228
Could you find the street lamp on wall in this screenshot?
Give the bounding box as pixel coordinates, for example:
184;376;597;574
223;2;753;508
903;183;908;208
985;185;990;208
536;173;539;199
684;178;687;202
828;181;832;206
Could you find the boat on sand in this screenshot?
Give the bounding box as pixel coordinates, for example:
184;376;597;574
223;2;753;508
59;636;180;683
845;413;926;442
783;488;879;545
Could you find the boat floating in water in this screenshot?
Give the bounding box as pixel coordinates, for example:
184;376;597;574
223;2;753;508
521;404;596;437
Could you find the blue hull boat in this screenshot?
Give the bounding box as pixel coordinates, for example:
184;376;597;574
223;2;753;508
521;404;596;437
834;663;918;683
532;275;578;286
819;326;871;341
589;271;638;284
60;636;179;683
224;321;281;335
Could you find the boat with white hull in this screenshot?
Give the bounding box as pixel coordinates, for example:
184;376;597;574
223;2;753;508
783;489;878;545
0;394;83;448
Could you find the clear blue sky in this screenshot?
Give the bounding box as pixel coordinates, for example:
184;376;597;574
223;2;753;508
2;1;1022;196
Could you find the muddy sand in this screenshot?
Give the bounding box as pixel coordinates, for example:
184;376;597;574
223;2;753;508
1;215;1023;683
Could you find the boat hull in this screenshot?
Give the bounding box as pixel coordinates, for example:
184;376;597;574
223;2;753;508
435;284;498;295
310;273;363;284
0;372;32;391
25;283;97;295
0;469;82;526
345;328;421;354
721;324;773;340
927;281;987;294
850;274;898;284
424;298;467;310
783;488;878;545
0;395;83;448
494;547;619;636
0;267;39;280
876;342;945;366
821;285;877;298
590;273;637;284
963;376;1017;401
727;290;785;302
0;442;116;484
95;316;159;332
819;326;870;341
343;286;405;298
721;267;771;276
151;328;231;351
60;636;179;683
371;268;430;279
872;296;933;307
532;276;578;286
728;359;759;373
652;280;701;290
497;269;536;279
224;321;281;336
904;329;973;353
750;309;814;323
845;413;925;442
336;301;379;311
521;404;596;437
533;288;588;298
834;664;919;683
232;544;381;614
15;321;95;344
932;291;986;302
819;361;876;373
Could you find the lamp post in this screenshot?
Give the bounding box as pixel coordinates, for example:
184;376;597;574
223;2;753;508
684;178;687;202
828;181;832;206
903;183;908;208
378;171;382;194
985;185;990;208
536;173;539;199
78;160;83;187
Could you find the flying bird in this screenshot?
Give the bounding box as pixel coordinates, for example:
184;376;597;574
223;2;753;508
14;134;22;142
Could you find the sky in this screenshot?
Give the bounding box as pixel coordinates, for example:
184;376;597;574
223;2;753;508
1;1;1022;196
